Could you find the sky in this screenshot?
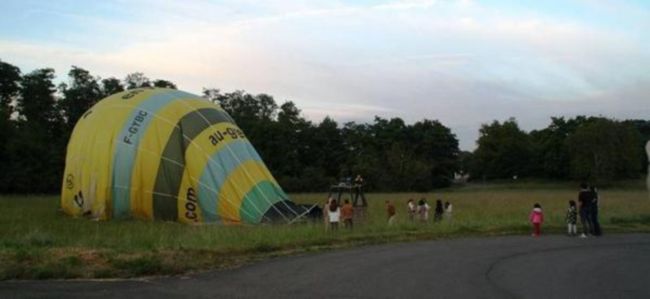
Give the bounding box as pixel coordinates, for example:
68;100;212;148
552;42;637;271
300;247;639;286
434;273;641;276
1;0;648;150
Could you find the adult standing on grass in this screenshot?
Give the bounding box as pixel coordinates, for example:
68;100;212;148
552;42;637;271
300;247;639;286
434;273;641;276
578;183;593;238
444;201;453;220
407;199;417;221
341;199;354;229
328;199;340;231
590;186;602;236
324;198;333;230
417;199;430;223
386;200;396;225
434;200;444;222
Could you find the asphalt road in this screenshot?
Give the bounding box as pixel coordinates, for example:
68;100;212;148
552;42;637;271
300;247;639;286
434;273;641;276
2;234;650;299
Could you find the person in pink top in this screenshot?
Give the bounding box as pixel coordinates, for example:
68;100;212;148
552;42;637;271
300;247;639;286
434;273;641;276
529;203;544;237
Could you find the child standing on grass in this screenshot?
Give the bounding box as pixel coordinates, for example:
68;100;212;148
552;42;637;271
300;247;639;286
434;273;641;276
529;203;544;237
341;199;354;229
566;200;578;236
328;199;340;231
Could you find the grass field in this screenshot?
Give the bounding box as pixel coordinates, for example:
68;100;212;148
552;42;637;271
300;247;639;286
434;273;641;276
1;182;649;280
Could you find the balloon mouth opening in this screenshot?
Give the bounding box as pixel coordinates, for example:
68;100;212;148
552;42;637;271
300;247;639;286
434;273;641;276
261;201;320;224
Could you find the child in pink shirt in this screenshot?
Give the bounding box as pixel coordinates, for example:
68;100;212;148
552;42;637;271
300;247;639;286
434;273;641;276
529;203;544;237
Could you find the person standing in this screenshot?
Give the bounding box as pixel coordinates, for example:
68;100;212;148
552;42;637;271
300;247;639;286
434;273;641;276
434;200;444;222
386;200;396;225
328;199;340;231
529;203;544;237
417;199;430;223
444;201;453;220
590;186;602;236
578;183;593;238
323;198;331;230
341;199;354;229
566;200;578;236
407;199;417;221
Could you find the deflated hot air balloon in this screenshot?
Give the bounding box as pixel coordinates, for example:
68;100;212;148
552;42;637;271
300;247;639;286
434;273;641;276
61;88;302;224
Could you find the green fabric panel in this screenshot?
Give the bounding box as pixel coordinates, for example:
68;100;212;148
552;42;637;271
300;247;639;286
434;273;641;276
152;108;234;220
239;181;285;223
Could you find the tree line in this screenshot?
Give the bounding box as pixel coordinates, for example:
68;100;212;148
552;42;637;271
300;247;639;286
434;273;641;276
466;117;649;186
0;59;648;193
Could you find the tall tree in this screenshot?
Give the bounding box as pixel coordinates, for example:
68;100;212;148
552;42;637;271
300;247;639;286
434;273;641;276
0;60;22;192
101;77;124;96
124;72;151;89
410;119;459;187
10;68;65;192
472;118;532;179
152;79;177;89
59;66;102;131
567;118;642;184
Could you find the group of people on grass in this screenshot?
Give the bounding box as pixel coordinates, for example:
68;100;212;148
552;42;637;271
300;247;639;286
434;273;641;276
324;197;453;230
393;198;452;224
529;183;602;238
324;198;355;230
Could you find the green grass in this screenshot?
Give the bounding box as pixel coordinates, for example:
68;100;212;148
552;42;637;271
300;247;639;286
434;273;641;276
1;182;649;280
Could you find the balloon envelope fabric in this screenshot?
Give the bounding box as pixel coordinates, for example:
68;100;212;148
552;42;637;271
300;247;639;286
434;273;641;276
61;88;299;224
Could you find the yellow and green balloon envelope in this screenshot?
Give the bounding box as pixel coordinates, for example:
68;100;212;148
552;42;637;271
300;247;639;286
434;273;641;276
61;88;299;224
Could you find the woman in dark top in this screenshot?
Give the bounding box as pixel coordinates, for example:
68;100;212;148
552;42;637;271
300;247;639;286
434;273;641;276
434;200;444;222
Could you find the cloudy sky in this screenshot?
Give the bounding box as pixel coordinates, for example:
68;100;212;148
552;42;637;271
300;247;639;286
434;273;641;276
1;0;648;149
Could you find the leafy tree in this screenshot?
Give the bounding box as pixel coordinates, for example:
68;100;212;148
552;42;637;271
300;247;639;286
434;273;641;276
152;79;177;89
472;118;532;179
59;66;102;131
410;119;459;187
624;119;650;175
529;117;573;179
567;118;642;184
124;72;151;89
0;60;21;192
0;60;21;121
101;77;124;96
10;68;65;192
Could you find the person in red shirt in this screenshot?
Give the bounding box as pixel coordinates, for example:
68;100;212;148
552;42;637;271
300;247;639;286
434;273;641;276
340;199;354;229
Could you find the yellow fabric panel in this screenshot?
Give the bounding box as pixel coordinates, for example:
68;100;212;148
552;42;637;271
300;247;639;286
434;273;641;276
217;160;278;223
181;121;247;222
129;98;220;220
61;88;167;219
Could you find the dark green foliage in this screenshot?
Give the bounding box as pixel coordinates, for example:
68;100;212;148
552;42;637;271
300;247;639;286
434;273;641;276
7;68;66;193
101;77;125;96
0;61;178;193
152;79;177;89
472;118;532;179
124;72;151;89
204;90;461;192
0;58;646;193
0;60;22;192
59;66;103;131
480;116;646;185
566;118;642;184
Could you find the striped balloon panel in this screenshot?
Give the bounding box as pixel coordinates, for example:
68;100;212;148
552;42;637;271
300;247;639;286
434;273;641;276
61;88;288;224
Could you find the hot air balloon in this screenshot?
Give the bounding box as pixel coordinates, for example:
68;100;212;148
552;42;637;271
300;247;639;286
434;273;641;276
61;88;303;224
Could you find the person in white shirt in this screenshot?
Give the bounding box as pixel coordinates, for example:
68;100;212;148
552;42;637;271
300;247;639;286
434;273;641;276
444;201;453;220
407;199;416;221
417;199;429;222
328;199;340;231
